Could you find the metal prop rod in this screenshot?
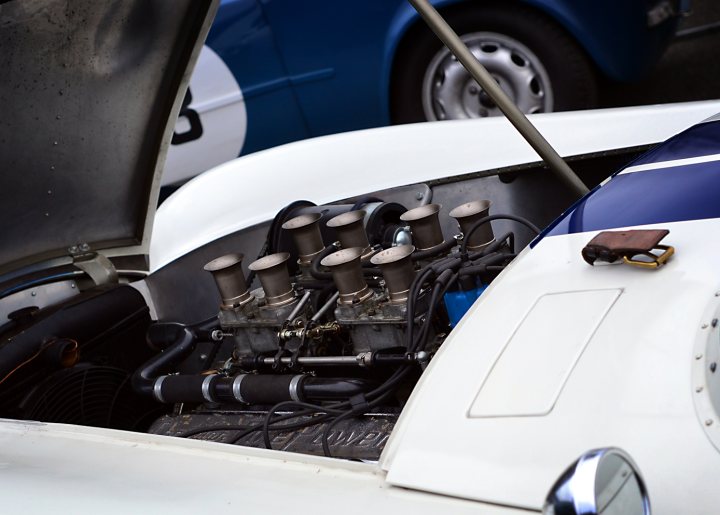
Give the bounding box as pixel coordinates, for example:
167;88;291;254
408;0;589;197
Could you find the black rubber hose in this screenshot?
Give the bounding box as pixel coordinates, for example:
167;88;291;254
302;377;373;400
235;355;419;450
239;374;301;404
460;256;515;276
156;375;214;404
431;256;462;274
469;252;514;267
403;252;465;353
478;231;514;255
149;373;303;405
132;325;196;397
146;316;219;352
404;267;434;349
413;268;455;355
322;410;356;457
411;238;456;261
461;214;540;254
231;366;406;448
261;400;344;450
310;244;337;280
192;314;220;341
415;283;442;353
146;322;188;352
147;374;374;405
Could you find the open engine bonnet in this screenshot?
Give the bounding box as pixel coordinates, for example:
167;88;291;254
0;0;218;277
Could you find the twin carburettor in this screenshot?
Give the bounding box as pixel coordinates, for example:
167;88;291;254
205;199;496;368
139;197;520;458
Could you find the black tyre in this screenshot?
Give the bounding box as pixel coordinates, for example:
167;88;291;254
390;3;598;123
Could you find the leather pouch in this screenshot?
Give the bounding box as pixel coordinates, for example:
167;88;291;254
582;229;671;267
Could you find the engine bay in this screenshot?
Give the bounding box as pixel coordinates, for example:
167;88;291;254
0;188;542;460
139;196;536;459
1;143;646;461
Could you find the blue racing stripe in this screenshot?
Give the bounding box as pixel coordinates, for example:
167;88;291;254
541;159;720;238
531;118;720;245
624;119;720;167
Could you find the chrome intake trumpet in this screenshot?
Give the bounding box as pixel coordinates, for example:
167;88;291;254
281;213;325;265
327;210;372;258
248;252;295;306
400;203;444;251
371;245;416;303
320;247;373;305
204;253;252;308
449;200;494;250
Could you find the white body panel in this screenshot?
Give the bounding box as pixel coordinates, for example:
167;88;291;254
381;217;720;514
151;100;720;271
0;420;527;514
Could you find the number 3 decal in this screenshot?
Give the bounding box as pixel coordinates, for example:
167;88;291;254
172;88;204;145
164;45;246;186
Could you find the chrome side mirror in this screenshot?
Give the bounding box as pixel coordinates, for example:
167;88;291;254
543;448;650;515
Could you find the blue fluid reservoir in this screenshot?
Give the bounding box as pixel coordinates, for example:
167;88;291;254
444;285;487;327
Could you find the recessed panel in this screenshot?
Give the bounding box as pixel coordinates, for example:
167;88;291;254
469;289;621;417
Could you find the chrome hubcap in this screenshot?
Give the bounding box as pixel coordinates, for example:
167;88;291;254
422;32;553;120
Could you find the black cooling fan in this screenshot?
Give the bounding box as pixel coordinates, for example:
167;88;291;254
21;364;162;431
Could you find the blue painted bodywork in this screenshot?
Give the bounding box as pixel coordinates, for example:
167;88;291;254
538;119;720;241
208;0;684;156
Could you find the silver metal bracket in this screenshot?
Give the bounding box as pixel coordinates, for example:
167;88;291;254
73;252;118;286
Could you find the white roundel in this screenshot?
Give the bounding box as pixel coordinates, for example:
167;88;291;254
163;45;247;186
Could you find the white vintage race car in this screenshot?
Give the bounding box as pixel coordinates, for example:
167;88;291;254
1;1;719;514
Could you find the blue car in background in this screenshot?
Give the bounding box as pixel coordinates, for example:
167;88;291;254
164;0;689;185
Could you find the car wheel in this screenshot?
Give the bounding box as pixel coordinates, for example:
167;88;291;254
391;4;598;123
